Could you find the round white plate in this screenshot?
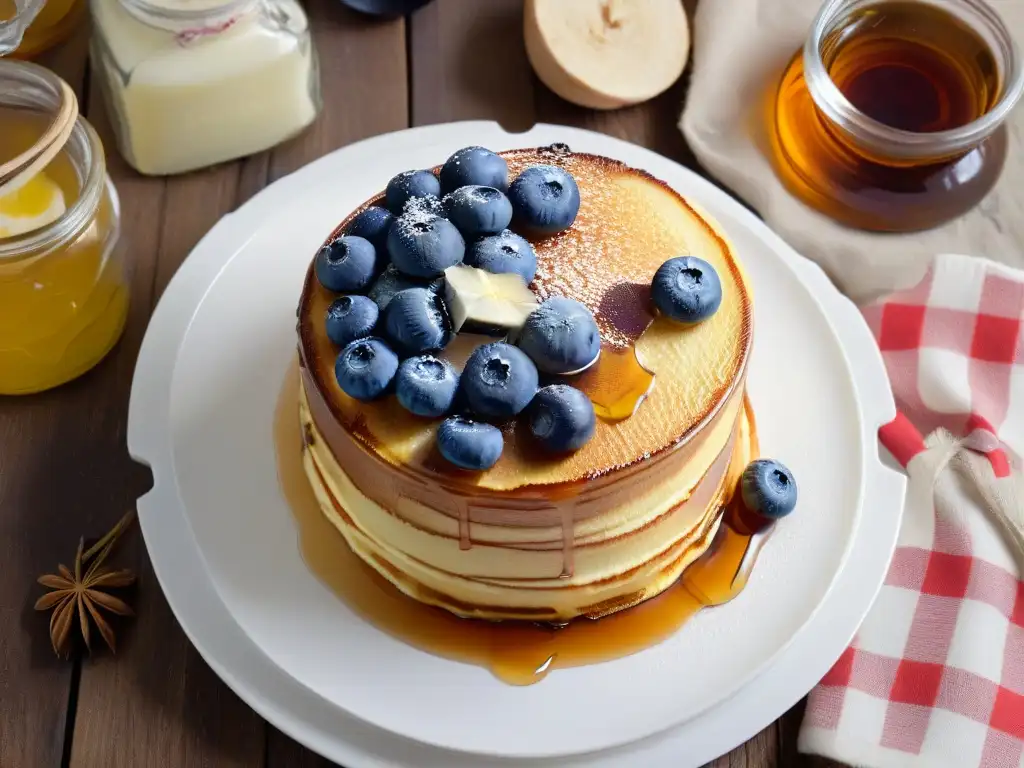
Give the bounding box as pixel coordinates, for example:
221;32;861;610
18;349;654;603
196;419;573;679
129;121;906;765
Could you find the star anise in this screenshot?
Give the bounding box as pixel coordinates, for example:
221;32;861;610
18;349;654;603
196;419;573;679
34;510;137;658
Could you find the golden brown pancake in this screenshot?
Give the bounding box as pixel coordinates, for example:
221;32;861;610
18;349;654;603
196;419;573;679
296;145;754;621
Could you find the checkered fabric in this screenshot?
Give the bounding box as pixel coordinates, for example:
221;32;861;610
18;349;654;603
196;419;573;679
798;254;1024;768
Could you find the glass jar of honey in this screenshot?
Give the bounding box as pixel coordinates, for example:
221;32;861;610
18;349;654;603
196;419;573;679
0;0;84;58
771;0;1024;232
0;61;127;395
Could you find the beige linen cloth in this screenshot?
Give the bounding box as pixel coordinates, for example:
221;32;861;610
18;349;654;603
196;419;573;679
679;0;1024;303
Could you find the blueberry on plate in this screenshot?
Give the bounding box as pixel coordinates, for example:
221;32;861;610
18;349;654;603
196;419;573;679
439;146;509;193
527;385;596;453
344;206;394;253
325;295;379;346
385;170;442;215
461;341;539;420
465;229;537;283
740;459;798;520
517;297;600;375
334;337;399;401
387;210;465;279
436;415;503;471
395;355;459;417
367;264;441;312
444;185;513;238
507;165;580;236
651;256;723;325
314;235;380;293
383;286;453;355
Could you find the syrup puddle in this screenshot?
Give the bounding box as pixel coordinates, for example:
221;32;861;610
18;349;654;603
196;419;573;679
275;361;768;685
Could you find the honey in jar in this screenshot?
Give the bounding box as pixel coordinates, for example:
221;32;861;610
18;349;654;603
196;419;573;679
771;0;1024;232
0;62;127;395
0;0;83;57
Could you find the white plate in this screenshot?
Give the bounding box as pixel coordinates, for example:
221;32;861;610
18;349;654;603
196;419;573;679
129;121;906;765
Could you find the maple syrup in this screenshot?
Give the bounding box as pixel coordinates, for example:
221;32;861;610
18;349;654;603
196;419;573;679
274;361;769;686
771;0;1023;232
571;344;655;421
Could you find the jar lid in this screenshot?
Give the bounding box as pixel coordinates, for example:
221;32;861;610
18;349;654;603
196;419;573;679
118;0;257;37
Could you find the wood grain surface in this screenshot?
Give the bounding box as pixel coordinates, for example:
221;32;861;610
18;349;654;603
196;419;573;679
0;2;840;766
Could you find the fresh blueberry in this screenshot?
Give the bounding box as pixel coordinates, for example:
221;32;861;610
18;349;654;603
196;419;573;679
528;385;596;453
465;229;537;283
395;355;459;417
436;415;503;471
385;170;441;215
334;337;398;401
444;185;513;238
339;0;435;17
383;287;452;355
651;256;723;325
402;193;446;219
439;146;509;194
314;235;380;293
367;264;442;312
507;165;580;236
387;210;465;279
344;206;394;254
325;295;379;346
740;459;798;520
517;297;600;375
461;341;539;420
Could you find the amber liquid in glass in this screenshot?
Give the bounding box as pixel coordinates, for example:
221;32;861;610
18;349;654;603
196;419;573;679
772;1;1007;231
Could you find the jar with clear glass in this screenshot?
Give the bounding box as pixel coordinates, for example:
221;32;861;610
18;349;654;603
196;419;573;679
0;0;85;58
89;0;322;176
771;0;1024;232
0;61;126;395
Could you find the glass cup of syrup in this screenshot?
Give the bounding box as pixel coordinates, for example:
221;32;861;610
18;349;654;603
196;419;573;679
771;0;1023;232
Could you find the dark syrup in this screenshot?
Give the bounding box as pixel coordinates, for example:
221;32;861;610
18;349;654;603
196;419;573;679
275;362;768;685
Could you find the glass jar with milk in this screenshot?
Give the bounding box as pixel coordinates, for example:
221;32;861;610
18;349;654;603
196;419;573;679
90;0;321;176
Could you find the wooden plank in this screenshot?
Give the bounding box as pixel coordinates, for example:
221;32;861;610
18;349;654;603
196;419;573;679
0;27;97;768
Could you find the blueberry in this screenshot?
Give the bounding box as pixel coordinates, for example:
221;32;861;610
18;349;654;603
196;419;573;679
444;185;513;238
383;287;452;355
387;211;465;279
334;337;398;401
345;206;394;254
436;416;503;471
465;229;537;283
325;295;379;346
339;0;434;17
461;342;538;421
740;459;798;520
402;194;446;219
651;256;723;325
385;170;441;215
439;147;509;194
517;297;600;375
314;235;380;293
528;385;596;453
507;165;580;236
367;264;441;312
395;355;459;417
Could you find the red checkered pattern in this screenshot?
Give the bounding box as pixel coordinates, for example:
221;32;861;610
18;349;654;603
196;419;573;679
799;254;1024;768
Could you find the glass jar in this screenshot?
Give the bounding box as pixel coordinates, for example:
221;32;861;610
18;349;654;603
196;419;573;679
1;0;86;58
0;61;126;395
770;0;1024;232
89;0;322;176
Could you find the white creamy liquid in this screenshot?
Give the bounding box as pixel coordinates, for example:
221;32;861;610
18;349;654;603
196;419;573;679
92;0;318;175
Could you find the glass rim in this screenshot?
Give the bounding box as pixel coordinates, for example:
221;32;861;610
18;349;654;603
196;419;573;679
803;0;1024;160
0;61;106;261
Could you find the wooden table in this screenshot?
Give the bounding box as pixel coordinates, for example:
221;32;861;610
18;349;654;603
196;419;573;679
1;2;840;765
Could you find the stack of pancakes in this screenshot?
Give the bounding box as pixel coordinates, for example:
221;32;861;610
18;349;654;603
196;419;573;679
296;147;754;623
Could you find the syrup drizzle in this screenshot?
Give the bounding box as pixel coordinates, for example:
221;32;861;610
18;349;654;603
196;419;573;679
277;364;768;686
572;344;656;422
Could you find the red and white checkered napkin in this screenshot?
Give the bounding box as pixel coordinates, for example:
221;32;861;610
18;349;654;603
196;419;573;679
798;253;1024;767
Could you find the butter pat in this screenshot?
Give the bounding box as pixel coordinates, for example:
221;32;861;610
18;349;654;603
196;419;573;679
443;265;539;336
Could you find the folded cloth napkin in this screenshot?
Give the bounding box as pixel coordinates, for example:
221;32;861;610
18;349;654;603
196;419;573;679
679;0;1024;303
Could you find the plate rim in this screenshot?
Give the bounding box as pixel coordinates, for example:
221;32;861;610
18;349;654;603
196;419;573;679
128;120;906;765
